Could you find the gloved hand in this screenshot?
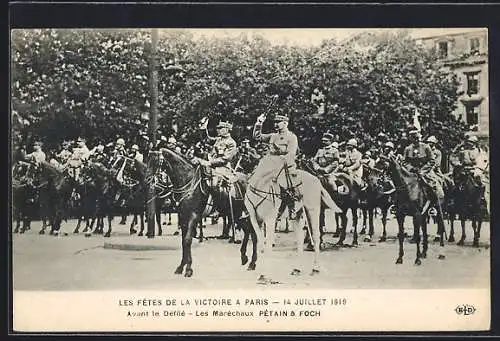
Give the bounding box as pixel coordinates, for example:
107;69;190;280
256;114;266;123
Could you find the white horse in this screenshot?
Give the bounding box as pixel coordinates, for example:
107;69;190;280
244;167;341;284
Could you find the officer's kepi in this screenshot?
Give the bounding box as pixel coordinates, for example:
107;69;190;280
274;115;289;122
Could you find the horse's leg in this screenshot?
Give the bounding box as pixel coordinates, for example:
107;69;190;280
336;212;347;246
360;208;367;235
240;219;250;266
379;207;388;242
352;207;359;246
156;208;162;236
421;217;428;259
395;213;405;264
413;215;422;266
457;215;466;246
448;210;456;242
364;207;374;242
472;219;479;247
74;216;82;234
198;220;204;243
139;213;145;238
436;203;446;259
104;213;112;238
183;215;198;278
333;212;341;237
174;222;187;275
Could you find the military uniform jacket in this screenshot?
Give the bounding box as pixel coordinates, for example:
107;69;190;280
314;145;340;168
210;136;238;165
27;150;46;163
459;147;480;167
431;147;442;172
403;142;433;172
343;149;362;171
253;122;298;164
71;146;90;161
56;149;72;163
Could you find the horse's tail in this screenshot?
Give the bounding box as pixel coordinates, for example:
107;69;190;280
321;186;342;213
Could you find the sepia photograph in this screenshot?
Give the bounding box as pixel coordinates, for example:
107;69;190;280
10;27;491;332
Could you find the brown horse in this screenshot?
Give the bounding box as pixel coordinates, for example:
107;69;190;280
159;147;256;278
451;167;487;247
382;154;446;265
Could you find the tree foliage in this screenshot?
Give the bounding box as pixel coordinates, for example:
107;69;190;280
11;29;466;154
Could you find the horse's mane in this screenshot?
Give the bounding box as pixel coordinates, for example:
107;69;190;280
160;147;196;171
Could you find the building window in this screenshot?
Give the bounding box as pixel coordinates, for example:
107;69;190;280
465;72;480;95
437;41;449;59
470;37;480;55
465;105;479;131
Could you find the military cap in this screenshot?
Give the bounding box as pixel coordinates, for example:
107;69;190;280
217;121;233;130
426;136;438;144
346;138;358;147
274;115;289;122
322;132;334;140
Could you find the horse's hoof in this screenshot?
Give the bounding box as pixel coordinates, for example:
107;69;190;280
19;229;25;234
241;255;249;266
448;236;455;243
351;241;359;247
173;231;180;236
305;244;314;252
457;239;465;246
396;258;403;264
130;229;137;235
438;254;446;260
415;259;422;266
13;228;19;234
360;229;366;235
310;269;320;276
290;268;301;276
72;229;79;234
39;230;45;235
363;237;371;243
174;266;183;275
84;233;92;238
247;263;256;271
335;242;344;247
473;240;479;248
433;236;440;242
158;231;162;237
104;232;111;238
138;232;143;237
378;236;387;242
184;269;193;278
167;222;172;226
332;232;340;238
198;238;203;243
421;252;427;259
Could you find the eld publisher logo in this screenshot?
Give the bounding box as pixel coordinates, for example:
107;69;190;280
455;304;476;316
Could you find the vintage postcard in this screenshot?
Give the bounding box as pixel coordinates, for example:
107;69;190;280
10;28;490;332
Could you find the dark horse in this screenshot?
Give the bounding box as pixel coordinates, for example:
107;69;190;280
12;161;40;233
34;161;76;235
450;167;487;247
360;164;393;242
382;154;446;265
159;147;255;277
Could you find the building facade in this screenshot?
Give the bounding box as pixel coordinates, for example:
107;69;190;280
414;28;489;141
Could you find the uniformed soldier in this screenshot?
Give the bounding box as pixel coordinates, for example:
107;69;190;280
311;132;340;191
25;141;46;164
340;138;366;191
89;143;107;164
237;138;260;173
130;144;144;163
453;135;486;187
56;141;73;164
198;121;238;180
403;129;444;201
361;150;376;169
67;137;90;180
249;113;302;219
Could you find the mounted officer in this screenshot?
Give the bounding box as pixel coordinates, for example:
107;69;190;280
236;138;261;173
56;141;73;165
452;135;487;189
198;120;238;183
89;143;107;164
24;141;47;165
402;128;444;206
340;138;366;191
129;144;144;163
311;132;340;191
67;137;90;181
249;113;303;219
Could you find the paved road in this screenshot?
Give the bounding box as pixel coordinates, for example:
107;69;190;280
11;214;490;291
